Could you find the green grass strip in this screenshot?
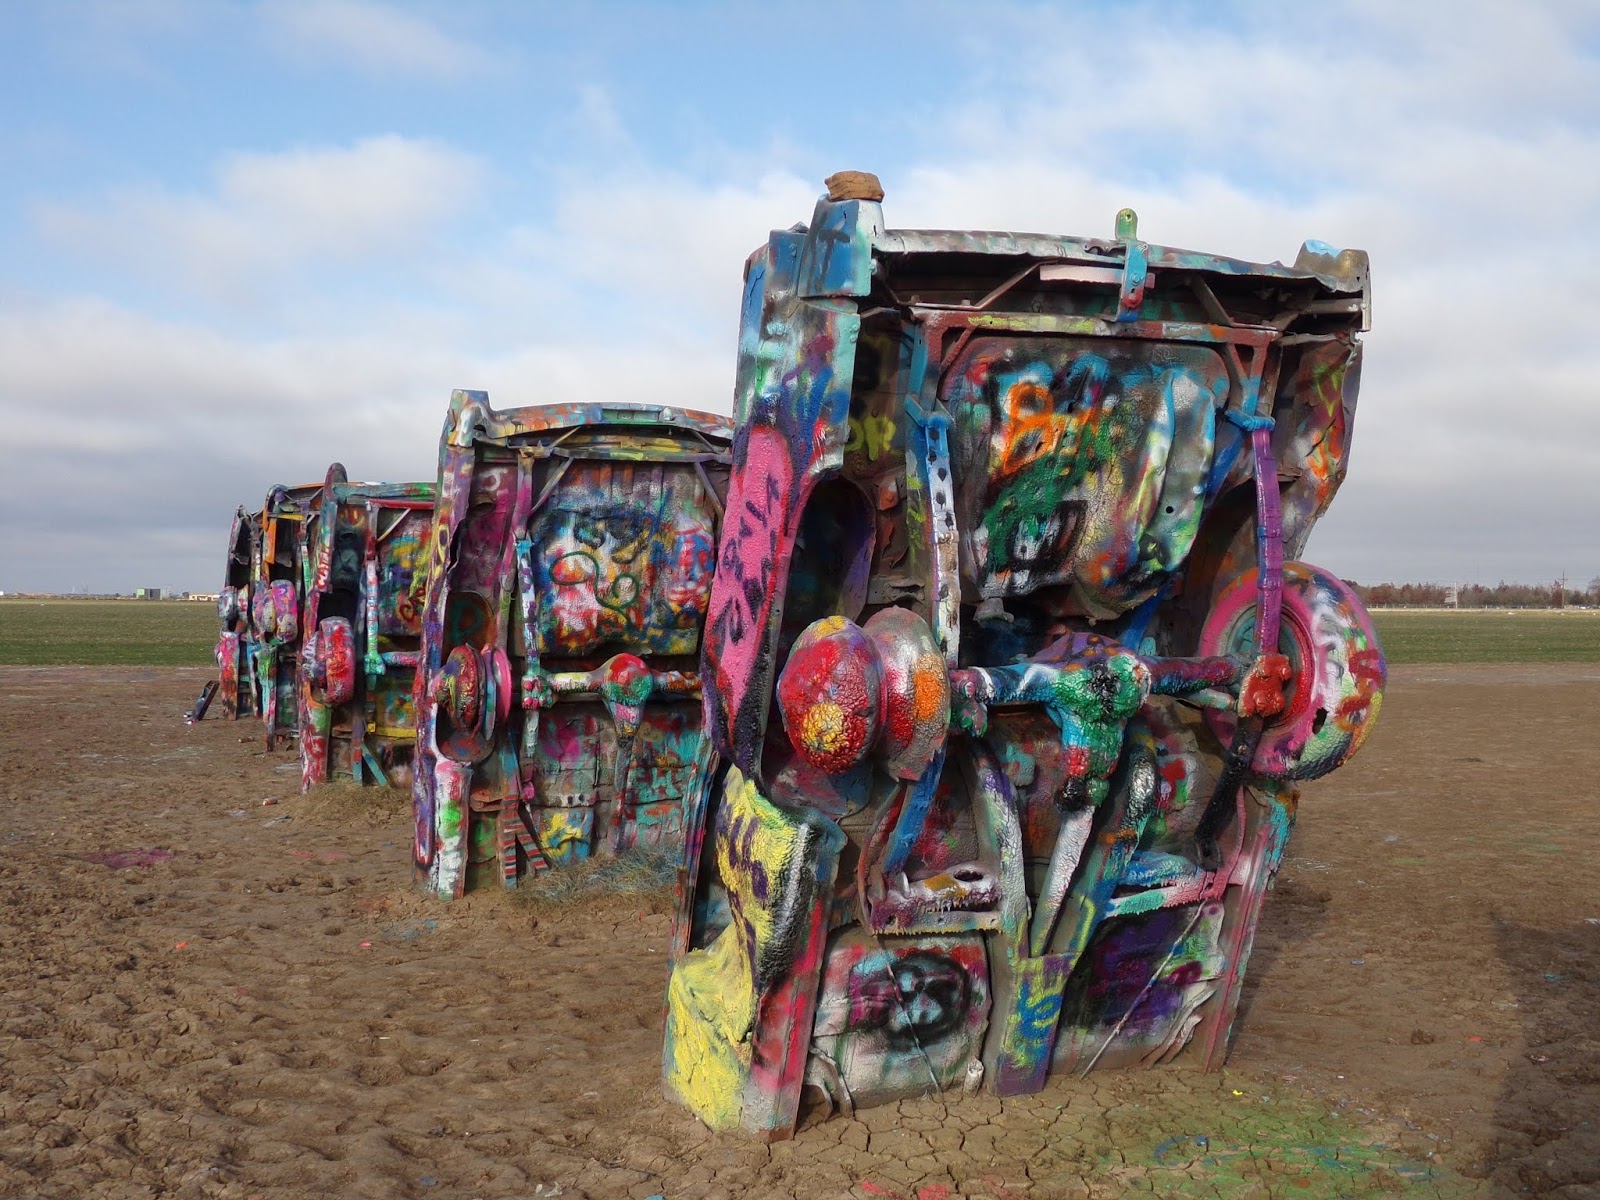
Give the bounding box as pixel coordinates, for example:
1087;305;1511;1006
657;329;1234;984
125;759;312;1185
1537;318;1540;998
1371;610;1600;664
0;599;218;666
3;600;1597;668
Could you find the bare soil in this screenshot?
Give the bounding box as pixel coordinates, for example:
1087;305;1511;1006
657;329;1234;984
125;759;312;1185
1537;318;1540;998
1;664;1596;1200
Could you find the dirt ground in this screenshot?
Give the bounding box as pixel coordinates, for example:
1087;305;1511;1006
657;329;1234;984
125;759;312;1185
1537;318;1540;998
1;665;1596;1200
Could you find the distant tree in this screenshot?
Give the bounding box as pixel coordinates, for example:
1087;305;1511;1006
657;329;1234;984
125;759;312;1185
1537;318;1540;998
1349;579;1590;609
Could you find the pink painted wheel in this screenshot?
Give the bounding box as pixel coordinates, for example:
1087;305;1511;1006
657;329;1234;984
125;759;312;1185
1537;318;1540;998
433;644;511;764
316;617;357;705
252;581;299;644
1199;562;1386;781
215;629;238;673
249;587;271;638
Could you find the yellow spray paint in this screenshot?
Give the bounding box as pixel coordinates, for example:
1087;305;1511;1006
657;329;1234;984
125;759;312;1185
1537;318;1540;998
664;766;813;1128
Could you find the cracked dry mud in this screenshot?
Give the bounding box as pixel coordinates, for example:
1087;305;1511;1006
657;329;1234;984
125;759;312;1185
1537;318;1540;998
1;665;1597;1199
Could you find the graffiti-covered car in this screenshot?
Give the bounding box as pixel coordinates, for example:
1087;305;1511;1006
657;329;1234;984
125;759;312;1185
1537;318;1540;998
298;464;435;792
251;480;325;749
413;395;733;897
663;173;1385;1137
215;505;261;720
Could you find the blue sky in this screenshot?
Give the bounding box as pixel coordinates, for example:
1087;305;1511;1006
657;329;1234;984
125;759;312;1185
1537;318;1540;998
2;0;1598;593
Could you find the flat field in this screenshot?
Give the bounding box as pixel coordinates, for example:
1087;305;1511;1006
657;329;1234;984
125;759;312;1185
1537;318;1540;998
2;663;1597;1198
0;599;216;666
4;599;1599;667
1371;609;1600;664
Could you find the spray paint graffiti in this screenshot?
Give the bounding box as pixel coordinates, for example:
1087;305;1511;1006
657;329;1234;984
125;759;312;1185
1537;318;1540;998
951;342;1223;615
411;395;733;896
248;479;326;750
663;764;844;1134
215;505;261;720
298;463;435;793
665;173;1385;1137
809;931;991;1112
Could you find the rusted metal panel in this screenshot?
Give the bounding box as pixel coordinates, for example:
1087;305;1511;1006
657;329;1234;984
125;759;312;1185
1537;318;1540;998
665;176;1385;1137
411;393;733;898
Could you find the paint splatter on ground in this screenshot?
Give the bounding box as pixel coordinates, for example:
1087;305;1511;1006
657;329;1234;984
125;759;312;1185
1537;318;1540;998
81;848;175;869
1;664;1595;1198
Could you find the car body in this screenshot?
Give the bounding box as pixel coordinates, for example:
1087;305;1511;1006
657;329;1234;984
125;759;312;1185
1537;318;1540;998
250;480;326;749
662;175;1385;1137
412;395;734;897
215;505;262;720
297;464;436;792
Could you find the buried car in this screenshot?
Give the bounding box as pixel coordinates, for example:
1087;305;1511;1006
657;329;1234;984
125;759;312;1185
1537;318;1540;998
662;174;1385;1137
251;479;326;749
412;395;733;897
215;505;262;720
298;464;436;792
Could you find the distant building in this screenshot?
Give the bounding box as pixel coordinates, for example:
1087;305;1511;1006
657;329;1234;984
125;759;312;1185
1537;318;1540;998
135;587;163;600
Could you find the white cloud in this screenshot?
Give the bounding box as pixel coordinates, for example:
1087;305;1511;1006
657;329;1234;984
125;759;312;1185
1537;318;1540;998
263;0;495;79
6;1;1598;589
508;165;819;344
0;294;734;592
33;135;484;304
